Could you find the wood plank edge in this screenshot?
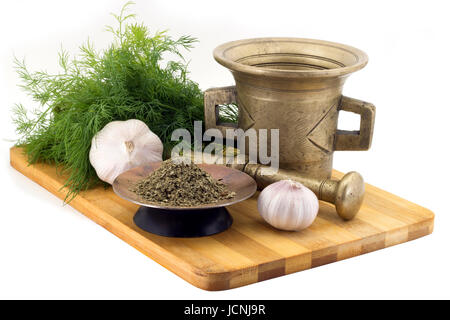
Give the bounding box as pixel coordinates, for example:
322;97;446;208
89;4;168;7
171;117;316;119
227;215;433;290
335;217;434;262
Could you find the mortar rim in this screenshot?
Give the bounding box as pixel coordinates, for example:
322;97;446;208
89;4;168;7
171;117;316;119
213;37;368;79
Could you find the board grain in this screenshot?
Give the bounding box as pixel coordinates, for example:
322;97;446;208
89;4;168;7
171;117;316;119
10;147;434;290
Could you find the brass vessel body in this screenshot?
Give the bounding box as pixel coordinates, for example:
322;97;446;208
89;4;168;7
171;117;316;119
206;38;376;179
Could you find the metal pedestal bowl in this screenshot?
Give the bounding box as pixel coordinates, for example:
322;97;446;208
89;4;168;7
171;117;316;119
112;162;257;238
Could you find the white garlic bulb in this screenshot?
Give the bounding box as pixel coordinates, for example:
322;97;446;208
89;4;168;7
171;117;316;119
89;119;163;184
257;180;319;231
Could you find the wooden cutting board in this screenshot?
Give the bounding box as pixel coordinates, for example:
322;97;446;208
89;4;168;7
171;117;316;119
10;147;434;291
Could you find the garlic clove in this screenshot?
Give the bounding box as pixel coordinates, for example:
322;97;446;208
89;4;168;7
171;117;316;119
257;180;319;231
89;119;163;184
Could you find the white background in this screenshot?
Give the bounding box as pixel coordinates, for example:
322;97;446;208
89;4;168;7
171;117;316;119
1;0;449;299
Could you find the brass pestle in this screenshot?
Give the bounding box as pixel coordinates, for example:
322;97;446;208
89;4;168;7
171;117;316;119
190;153;365;220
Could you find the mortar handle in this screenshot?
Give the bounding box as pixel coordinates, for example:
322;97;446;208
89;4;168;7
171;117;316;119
204;86;239;136
334;96;376;151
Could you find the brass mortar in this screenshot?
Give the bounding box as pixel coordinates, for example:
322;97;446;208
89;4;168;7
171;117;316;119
206;38;376;179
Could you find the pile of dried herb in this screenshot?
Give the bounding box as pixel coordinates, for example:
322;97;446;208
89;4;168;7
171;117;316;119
130;159;236;206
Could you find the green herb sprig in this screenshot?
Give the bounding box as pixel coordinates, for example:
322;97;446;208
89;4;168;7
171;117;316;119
12;2;205;201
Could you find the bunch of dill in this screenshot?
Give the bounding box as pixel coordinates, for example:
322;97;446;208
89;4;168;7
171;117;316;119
12;2;205;201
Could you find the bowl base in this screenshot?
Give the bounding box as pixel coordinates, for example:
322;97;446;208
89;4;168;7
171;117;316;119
133;206;233;237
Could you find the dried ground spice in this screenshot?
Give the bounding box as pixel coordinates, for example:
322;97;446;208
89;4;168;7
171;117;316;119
129;159;235;206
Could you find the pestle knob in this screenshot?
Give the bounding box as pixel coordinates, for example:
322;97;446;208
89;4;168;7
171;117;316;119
326;172;365;220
